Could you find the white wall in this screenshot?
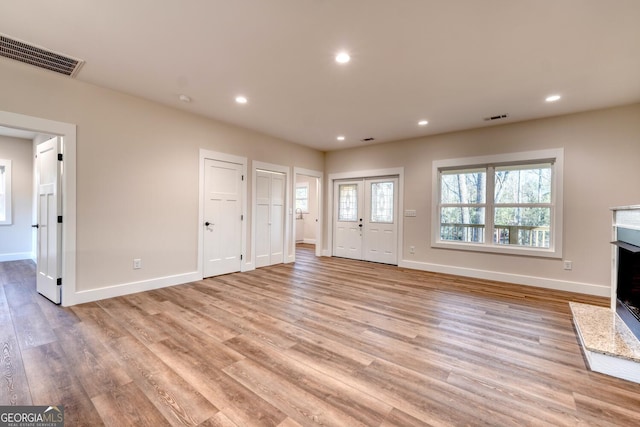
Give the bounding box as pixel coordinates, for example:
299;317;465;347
325;103;640;296
2;55;638;301
0;59;324;302
0;135;33;261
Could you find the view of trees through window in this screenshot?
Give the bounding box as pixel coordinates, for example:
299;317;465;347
440;163;552;248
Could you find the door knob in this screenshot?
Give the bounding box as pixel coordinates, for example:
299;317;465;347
32;224;39;228
358;224;363;228
205;221;213;226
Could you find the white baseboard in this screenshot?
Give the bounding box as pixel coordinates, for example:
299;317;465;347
68;271;201;306
322;249;332;257
399;259;610;297
303;238;317;244
0;252;33;262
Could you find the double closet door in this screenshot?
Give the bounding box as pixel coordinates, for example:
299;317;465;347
255;170;285;268
333;177;398;265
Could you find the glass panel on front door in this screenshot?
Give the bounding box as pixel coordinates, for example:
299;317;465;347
370;181;394;223
338;184;358;221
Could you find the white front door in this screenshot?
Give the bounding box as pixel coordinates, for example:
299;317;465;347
255;170;285;268
333;177;399;265
203;159;243;277
333;180;363;259
36;137;62;303
363;177;398;264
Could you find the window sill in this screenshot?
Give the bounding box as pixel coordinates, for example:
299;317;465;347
431;240;561;259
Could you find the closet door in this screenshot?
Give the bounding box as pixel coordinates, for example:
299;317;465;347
255;170;285;268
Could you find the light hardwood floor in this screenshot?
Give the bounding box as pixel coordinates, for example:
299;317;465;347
1;245;640;426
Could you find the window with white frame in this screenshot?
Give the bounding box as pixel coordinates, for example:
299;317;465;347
0;159;11;225
432;149;563;258
296;183;309;214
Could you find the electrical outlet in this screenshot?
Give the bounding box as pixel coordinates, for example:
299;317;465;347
409;246;415;254
133;258;142;269
563;260;572;271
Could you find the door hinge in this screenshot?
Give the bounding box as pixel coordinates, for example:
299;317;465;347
240;254;243;260
57;216;63;223
241;175;244;181
58;153;63;161
56;278;62;286
241;214;244;221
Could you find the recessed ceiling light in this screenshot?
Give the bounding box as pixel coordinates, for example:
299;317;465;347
545;94;561;102
179;94;191;103
335;52;350;64
337;135;345;141
235;95;248;104
418;120;429;126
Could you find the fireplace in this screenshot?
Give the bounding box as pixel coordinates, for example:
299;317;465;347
614;227;640;340
567;206;640;384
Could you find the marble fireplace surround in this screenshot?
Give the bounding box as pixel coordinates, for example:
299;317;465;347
570;205;640;384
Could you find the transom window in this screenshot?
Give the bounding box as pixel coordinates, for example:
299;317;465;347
432;149;563;258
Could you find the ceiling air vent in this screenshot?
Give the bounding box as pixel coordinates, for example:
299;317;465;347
0;34;84;77
361;137;375;142
484;114;509;122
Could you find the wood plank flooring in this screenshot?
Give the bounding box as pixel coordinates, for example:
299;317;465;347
1;245;640;426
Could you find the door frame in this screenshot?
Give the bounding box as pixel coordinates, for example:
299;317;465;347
252;161;291;266
327;167;404;261
0;110;77;306
198;149;248;276
293;167;323;259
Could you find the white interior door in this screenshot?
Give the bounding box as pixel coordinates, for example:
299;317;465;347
36;137;62;304
333;180;363;260
204;159;243;277
333;177;398;264
255;170;285;268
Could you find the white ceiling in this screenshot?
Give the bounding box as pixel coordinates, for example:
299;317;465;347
1;0;639;151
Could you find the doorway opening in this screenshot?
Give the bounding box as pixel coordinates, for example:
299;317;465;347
294;167;323;259
0;112;76;306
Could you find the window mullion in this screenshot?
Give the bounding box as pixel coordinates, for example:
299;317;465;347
486;166;495;246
